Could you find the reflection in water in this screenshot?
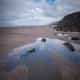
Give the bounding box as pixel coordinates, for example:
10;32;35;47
36;40;45;51
4;38;80;80
36;37;42;41
56;33;69;36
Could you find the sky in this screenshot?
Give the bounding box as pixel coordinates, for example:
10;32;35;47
0;0;80;26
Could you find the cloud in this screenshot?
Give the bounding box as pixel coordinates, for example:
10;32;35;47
0;0;80;26
44;0;80;18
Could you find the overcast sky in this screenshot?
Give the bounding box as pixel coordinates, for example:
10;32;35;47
0;0;80;26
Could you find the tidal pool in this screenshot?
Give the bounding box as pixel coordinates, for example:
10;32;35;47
4;38;80;80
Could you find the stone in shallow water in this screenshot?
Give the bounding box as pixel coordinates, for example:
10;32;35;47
21;47;35;57
27;48;35;52
63;42;75;51
41;38;46;42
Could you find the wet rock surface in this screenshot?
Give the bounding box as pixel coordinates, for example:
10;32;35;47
63;42;75;51
27;48;35;52
41;38;46;42
71;37;80;40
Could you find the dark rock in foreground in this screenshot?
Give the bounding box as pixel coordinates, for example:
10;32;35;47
63;42;75;51
41;38;46;42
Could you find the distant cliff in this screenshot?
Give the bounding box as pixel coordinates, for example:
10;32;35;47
54;12;80;32
58;12;80;25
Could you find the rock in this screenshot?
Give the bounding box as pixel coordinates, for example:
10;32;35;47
62;33;64;35
28;48;35;52
21;48;35;57
41;38;46;42
71;37;80;40
63;42;75;51
54;33;57;35
50;26;51;28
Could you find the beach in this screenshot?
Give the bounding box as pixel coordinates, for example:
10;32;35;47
0;26;80;80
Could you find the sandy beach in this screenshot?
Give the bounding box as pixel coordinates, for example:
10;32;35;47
0;26;80;80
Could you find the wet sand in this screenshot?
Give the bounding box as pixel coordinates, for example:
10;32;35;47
0;26;80;80
50;49;80;80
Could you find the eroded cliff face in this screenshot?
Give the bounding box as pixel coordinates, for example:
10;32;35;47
58;12;80;25
54;12;80;32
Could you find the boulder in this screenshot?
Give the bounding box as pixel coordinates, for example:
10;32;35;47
71;37;80;40
63;42;75;51
41;38;46;42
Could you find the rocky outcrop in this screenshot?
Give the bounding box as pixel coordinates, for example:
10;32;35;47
55;12;80;32
55;24;80;32
58;12;80;25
